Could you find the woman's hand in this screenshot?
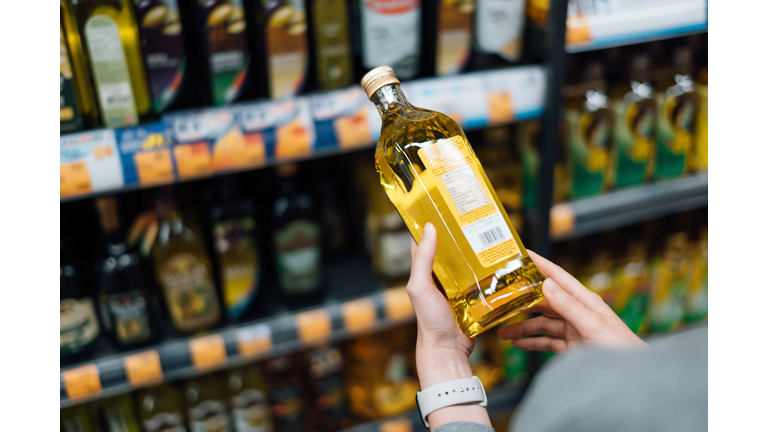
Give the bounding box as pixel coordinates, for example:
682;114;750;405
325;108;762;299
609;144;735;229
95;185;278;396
498;251;648;354
406;222;491;430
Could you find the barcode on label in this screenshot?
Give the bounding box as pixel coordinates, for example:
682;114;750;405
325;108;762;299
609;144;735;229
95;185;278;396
461;212;515;255
478;226;505;248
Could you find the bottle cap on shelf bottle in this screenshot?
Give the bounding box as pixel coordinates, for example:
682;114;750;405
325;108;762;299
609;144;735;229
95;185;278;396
361;66;401;100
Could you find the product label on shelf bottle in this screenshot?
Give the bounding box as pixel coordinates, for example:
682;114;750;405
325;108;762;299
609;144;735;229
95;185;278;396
648;255;688;333
612;261;650;334
565;99;613;197
436;0;475;75
134;0;186;112
142;412;186;432
158;253;220;331
60;297;100;356
98;290;153;345
263;0;308;99
312;0;352;90
60;25;82;129
418;136;519;267
361;0;421;79
231;389;273;432
274;219;321;295
189;400;232;432
84;15;139;128
214;217;260;320
202;0;250;105
474;0;525;62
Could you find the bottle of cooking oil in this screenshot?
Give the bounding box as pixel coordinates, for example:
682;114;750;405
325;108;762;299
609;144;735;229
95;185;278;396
611;229;650;334
309;0;353;90
70;0;152;128
61;0;98;131
362;66;546;338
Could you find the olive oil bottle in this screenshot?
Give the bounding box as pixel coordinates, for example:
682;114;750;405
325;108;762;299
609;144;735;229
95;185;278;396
472;0;526;69
226;365;274;432
151;190;223;333
133;0;191;113
359;0;422;80
183;374;233;432
423;0;476;76
362;66;546;337
135;384;187;432
70;0;152;128
309;0;353;90
61;0;98;131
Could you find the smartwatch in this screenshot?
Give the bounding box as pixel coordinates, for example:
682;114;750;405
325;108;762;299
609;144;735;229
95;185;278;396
415;376;488;428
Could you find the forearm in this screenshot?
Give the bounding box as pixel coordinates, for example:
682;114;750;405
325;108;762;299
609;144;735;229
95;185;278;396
417;346;492;431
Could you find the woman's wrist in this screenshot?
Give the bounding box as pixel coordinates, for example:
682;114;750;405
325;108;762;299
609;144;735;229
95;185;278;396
416;344;474;389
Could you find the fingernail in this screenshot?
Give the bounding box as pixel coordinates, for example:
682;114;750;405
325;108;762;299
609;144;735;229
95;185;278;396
543;280;559;298
423;222;435;240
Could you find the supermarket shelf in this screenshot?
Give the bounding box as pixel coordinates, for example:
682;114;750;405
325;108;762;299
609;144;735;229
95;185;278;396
60;256;415;408
345;382;527;432
565;0;708;53
61;65;547;203
550;173;708;241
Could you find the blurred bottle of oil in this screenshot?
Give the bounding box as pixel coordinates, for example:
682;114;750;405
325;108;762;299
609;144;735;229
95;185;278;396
475;126;525;233
262;352;317;432
61;240;101;358
611;227;651;334
422;0;476;77
62;404;98;432
227;365;275;432
132;0;194;113
307;0;354;90
652;45;699;179
342;325;419;420
608;49;657;188
526;0;549;27
563;57;615;198
94;394;142;432
684;222;708;323
152;188;223;334
247;0;310;99
179;0;255;106
135;383;187;432
518;120;542;211
472;0;526;69
69;0;152;128
183;373;234;432
61;0;98;132
694;67;708;172
577;232;617;309
308;345;355;431
647;223;689;333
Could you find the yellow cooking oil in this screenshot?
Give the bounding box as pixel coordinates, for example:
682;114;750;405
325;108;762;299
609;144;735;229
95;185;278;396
362;66;546;337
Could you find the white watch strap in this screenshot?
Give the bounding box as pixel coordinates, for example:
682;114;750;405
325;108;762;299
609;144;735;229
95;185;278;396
416;376;488;428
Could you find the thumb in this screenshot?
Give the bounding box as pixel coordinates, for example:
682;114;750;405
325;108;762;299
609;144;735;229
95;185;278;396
541;278;596;332
406;223;438;302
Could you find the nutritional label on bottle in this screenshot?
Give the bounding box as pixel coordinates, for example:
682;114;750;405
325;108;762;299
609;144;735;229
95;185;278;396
418;136;520;266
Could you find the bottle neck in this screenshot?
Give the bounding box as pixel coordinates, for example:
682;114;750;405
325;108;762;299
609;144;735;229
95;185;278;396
371;84;412;115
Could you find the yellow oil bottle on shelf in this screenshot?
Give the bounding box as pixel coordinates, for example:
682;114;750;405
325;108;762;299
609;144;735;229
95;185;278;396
61;0;98;131
362;66;546;338
70;0;151;128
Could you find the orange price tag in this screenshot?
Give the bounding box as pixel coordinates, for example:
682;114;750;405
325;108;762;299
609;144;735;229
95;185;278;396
341;298;377;333
124;350;163;387
60;161;93;197
333;108;371;149
62;364;102;400
296;308;332;344
174;142;212;179
488;92;514;124
237;324;273;359
189;334;227;372
134;149;174;186
565;14;591;44
379;417;413;432
550;203;575;239
383;287;414;321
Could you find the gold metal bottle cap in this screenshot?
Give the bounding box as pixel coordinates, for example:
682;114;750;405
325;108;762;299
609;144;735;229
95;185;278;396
361;66;400;100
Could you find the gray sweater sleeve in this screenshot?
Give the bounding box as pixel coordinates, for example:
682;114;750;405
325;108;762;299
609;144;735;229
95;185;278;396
434;422;495;432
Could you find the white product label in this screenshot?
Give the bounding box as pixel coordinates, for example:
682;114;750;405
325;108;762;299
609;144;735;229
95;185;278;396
190;414;230;432
440;165;491;214
380;231;413;277
461;212;514;255
361;0;421;79
84;15;138;128
475;0;525;61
